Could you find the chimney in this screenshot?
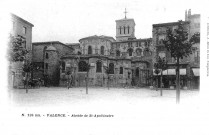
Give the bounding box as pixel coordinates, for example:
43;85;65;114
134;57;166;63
188;9;191;16
185;10;188;21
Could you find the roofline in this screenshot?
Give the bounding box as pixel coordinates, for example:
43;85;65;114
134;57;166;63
79;36;115;42
115;18;135;22
66;43;80;46
32;41;74;50
153;21;190;27
11;13;34;27
113;38;152;43
189;14;200;17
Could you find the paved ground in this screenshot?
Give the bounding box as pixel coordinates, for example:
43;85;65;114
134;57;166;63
4;87;209;135
9;86;200;107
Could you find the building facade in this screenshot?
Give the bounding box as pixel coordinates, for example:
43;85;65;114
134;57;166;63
32;41;74;86
59;17;154;87
31;9;200;89
9;14;34;88
152;9;200;89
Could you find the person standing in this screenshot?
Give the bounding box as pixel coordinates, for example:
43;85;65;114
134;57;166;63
67;72;72;89
44;75;49;87
23;76;26;88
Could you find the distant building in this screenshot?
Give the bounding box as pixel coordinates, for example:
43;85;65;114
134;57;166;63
32;41;74;86
152;9;200;89
9;14;34;88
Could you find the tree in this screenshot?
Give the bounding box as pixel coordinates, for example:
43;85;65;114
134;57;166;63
154;56;167;96
22;61;33;93
104;66;111;90
8;35;29;89
163;20;200;104
8;35;28;62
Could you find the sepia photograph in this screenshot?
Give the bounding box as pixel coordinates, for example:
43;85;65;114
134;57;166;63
0;0;209;135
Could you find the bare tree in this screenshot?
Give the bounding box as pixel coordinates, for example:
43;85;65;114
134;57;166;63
163;20;200;103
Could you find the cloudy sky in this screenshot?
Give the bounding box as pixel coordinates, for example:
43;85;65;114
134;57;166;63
2;0;206;43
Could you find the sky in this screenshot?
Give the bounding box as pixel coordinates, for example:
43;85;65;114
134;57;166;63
1;1;209;134
1;0;206;43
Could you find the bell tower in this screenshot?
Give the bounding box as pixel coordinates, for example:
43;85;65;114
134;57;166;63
116;8;136;41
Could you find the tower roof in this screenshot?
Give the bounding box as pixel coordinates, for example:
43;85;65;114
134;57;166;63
115;18;135;25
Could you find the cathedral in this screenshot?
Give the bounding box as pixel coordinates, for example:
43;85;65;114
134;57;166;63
59;14;154;87
32;12;154;87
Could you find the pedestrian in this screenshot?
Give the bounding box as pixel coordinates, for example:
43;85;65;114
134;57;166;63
67;74;72;89
23;76;26;88
44;75;49;87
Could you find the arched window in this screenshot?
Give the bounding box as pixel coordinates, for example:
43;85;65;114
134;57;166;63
119;26;122;34
128;48;133;56
127;26;130;34
124;26;126;34
78;61;88;72
96;61;102;73
144;50;150;56
101;46;104;55
88;46;92;54
45;52;49;59
136;48;142;56
109;63;114;74
116;50;120;56
119;67;123;74
136;68;139;77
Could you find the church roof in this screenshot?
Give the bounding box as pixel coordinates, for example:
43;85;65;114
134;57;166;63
32;41;74;50
79;35;115;42
66;43;80;46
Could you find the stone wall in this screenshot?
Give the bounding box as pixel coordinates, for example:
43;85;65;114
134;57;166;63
32;42;74;62
80;38;112;55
